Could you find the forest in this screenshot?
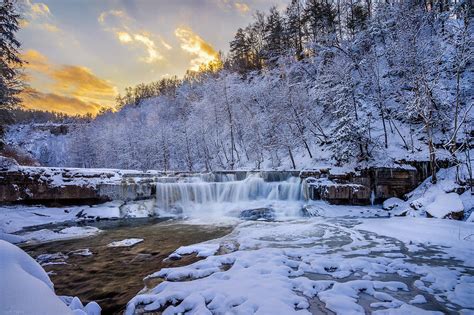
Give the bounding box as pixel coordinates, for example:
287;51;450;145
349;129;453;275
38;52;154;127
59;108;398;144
6;0;474;177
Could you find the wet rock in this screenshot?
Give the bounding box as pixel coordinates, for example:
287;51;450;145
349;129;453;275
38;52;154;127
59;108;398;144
301;204;325;217
239;208;275;221
305;179;371;205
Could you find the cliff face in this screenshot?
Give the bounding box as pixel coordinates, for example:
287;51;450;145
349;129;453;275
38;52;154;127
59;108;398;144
0;161;438;207
0;165;159;206
301;166;420;205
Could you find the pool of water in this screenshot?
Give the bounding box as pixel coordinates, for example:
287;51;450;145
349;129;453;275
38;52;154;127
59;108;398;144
22;218;232;314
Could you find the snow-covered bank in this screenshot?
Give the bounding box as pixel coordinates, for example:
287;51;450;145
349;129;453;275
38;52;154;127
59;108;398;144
0;200;155;244
383;166;473;220
127;217;474;314
0;240;100;315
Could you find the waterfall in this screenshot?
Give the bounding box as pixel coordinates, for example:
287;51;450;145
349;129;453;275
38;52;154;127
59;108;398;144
154;174;304;218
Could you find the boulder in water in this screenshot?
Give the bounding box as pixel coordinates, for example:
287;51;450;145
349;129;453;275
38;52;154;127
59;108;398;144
239;208;275;221
300;204;325;217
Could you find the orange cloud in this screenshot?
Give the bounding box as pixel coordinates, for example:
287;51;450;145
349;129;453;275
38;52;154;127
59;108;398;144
23;49;49;73
20;88;103;116
174;27;219;71
21;50;116;115
52;65;117;103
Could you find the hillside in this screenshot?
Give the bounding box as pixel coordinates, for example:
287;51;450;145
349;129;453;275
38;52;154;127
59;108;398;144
5;2;474;179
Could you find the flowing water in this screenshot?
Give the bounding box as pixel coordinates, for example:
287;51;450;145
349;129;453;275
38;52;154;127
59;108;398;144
21;219;231;314
154;174;305;219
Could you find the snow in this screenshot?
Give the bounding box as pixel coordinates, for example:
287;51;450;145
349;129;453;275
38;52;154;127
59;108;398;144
18;226;102;244
126;217;474;314
173;243;220;258
0;201;154;244
425;192;464;218
409;295;427;304
107;238;144;247
388;166;472;219
0;240;100;315
357;217;474;266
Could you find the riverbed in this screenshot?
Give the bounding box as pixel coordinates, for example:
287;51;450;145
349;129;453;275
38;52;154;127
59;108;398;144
21;218;232;314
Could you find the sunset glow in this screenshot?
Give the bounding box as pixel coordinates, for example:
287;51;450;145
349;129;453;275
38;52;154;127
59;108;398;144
18;0;286;115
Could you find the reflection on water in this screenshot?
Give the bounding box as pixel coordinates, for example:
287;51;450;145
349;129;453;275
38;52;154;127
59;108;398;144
22;219;232;314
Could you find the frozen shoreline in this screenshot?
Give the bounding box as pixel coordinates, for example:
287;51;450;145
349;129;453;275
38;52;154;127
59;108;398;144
127;217;474;314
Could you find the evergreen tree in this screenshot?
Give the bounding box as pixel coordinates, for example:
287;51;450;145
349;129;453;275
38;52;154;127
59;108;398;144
264;7;286;62
286;0;304;57
0;0;23;145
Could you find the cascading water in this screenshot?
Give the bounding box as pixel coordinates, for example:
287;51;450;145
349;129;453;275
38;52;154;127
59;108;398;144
154;173;305;220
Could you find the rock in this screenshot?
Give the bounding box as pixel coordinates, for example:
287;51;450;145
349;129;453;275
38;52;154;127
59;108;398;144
305;179;371;205
0;156;19;171
301;204;325;217
382;197;405;211
239;208;275;221
425;192;464;220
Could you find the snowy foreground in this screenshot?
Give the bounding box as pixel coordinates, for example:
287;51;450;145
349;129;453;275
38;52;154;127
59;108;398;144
127;217;474;315
0;202;473;314
0;240;100;315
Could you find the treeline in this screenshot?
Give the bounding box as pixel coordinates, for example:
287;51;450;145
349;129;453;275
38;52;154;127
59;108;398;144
1;108;90;124
13;0;473;182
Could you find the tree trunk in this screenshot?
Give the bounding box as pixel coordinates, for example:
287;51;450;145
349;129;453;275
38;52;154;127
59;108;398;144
288;147;296;169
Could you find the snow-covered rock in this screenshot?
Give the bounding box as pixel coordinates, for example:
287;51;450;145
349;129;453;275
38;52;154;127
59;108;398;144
0;156;19;171
382;197;405;211
399;167;472;220
0;240;100;315
425;193;464;219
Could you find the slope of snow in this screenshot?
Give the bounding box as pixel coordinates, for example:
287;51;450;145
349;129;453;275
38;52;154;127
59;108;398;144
0;240;100;315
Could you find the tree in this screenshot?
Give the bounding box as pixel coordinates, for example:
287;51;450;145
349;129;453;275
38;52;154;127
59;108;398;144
0;0;24;143
264;7;286;62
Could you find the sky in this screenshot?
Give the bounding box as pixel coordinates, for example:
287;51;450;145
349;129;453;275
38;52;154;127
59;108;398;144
18;0;286;115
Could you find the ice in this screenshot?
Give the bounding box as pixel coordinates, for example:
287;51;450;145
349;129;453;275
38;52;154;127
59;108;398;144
126;217;474;314
174;243;220;258
107;238;144;247
357;217;474;266
19;226;102;244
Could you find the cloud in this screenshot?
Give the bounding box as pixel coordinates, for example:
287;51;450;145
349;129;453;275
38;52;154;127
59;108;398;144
40;23;60;33
215;0;251;14
99;10;165;64
21;50;116;115
23;49;50;73
234;2;250;14
98;10;129;25
22;0;63;34
20;88;103;116
117;31;133;43
26;0;51;17
51;65;117;103
174;27;219;71
114;31;164;63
